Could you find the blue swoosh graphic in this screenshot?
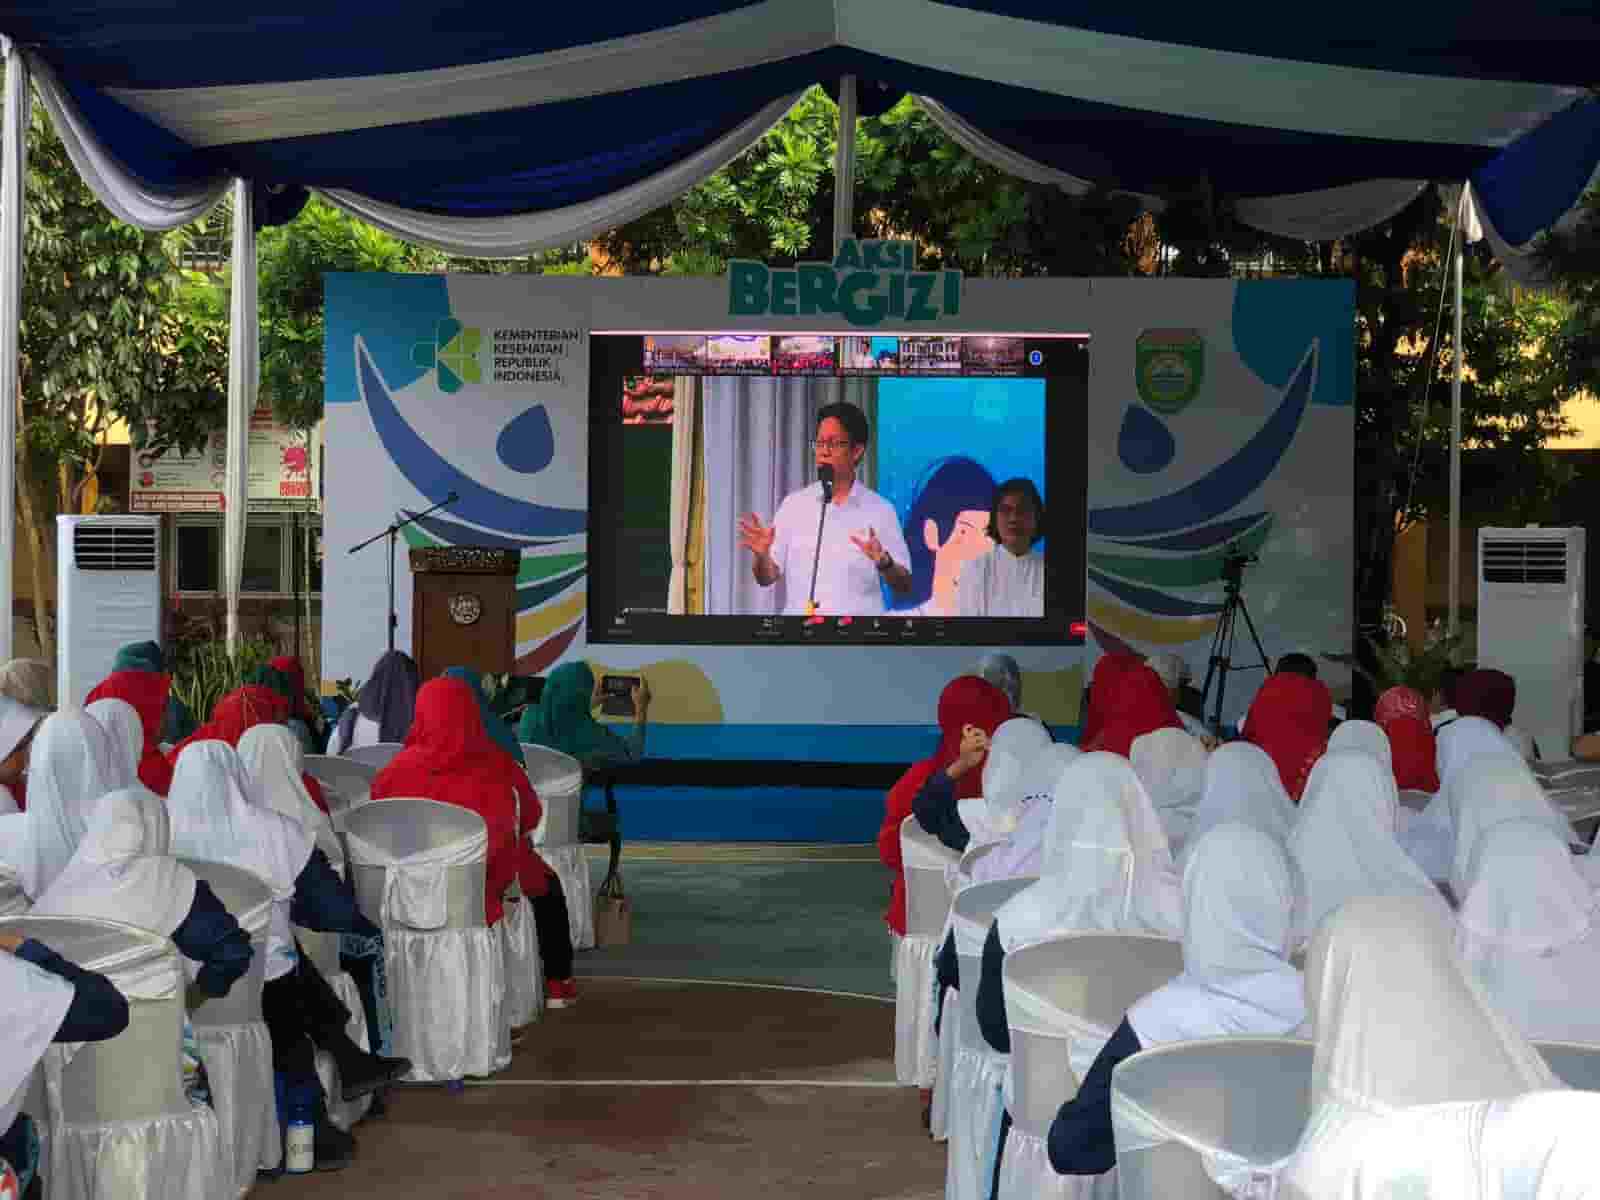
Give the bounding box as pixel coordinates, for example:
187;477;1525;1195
400;509;575;551
1088;340;1317;539
1095;511;1270;552
357;336;587;537
1088;567;1224;618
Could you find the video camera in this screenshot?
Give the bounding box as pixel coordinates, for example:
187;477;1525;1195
1220;543;1259;589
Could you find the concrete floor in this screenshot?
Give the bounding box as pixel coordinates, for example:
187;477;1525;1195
276;850;944;1199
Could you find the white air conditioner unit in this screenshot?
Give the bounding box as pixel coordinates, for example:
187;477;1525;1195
57;515;163;709
1476;526;1585;761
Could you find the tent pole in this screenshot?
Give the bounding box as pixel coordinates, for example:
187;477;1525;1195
0;41;27;664
1448;189;1465;639
225;179;258;651
832;75;857;257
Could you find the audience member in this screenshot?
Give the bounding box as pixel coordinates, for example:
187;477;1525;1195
1081;661;1181;757
1455;668;1537;759
1182;741;1294;866
1241;669;1332;800
85;698;145;791
13;710;118;899
1430;665;1464;730
1146;651;1208;739
329;650;420;755
445;666;525;766
1374;686;1439;793
974;653;1024;716
518;660;650;769
1274;652;1319;679
0;698;46;814
87;641;179;794
0;660;51;710
268;655;323;755
168;682;290;762
1444;751;1572;902
1078;652;1140;750
1129;726;1208;848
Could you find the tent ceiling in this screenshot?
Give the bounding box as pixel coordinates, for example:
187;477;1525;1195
4;2;1598;240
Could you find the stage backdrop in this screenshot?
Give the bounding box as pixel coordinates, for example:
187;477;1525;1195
324;273;1354;830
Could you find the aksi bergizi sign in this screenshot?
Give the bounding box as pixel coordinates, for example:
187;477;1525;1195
727;239;962;327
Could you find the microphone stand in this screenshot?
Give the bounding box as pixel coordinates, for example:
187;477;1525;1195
348;492;458;652
807;479;833;616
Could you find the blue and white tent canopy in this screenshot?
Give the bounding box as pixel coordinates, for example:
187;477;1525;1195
4;2;1598;251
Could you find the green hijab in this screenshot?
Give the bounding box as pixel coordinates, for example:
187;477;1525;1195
443;666;525;767
246;664;294;703
519;661;617;760
113;641;165;673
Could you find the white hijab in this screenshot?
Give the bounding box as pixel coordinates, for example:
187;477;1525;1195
20;709;119;899
966;742;1079;884
1302;894;1557;1114
1288;750;1447;943
1128;823;1306;1047
1326;720;1392;771
1129;726;1208;846
993;752;1181;951
32;787;197;937
1436;716;1515;790
85;697;144;789
0;949;74;1135
1456;819;1600;1046
237;724;340;862
1446;751;1572;900
1183;741;1294;866
978;718;1053;837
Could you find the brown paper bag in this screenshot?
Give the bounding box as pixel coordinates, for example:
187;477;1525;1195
594;870;631;946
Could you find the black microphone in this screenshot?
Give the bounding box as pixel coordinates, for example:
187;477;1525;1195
445;490;459;502
818;463;835;502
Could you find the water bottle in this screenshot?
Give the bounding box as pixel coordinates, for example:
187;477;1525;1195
284;1099;315;1174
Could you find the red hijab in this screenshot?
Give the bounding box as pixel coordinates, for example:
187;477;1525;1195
1243;672;1332;800
269;656;310;720
1081;653;1140;749
1374;686;1428;726
877;676;1012;934
1456;669;1517;730
1383;715;1440;793
168;685;289;763
1082;662;1181;758
370;678;546;922
86;669;175;796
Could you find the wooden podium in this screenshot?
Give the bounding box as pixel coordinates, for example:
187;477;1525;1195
409;546;520;682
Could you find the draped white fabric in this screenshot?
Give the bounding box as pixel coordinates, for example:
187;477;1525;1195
892;930;938;1088
535;843;594;950
1326;719;1392;770
344;822;486;930
24;52;230;230
32;789;197;938
1446;751;1576;899
666;377;699;615
1436;716;1517;790
500;892;544;1029
1457;820;1600;1046
0;41;24;666
994;754;1181;952
947;1039;1008;1200
20;711;120;899
0;949;73;1136
224;179;256;648
1287;751;1446;944
318;91;805;258
41;1088;228;1200
1129;728;1208;849
85;699;144;789
916;97;1102;194
195;1019;278;1189
1284;895;1562;1199
930;984;956;1140
1234;179;1431;242
238;724;341;862
996;1126;1114;1200
385;924;508;1080
1183;742;1294;868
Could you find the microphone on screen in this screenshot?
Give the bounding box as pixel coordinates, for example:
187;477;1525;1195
818;463;835;502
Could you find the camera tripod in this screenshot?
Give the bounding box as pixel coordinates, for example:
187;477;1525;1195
1197;573;1270;735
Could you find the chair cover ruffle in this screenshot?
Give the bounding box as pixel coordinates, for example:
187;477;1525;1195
930;984;957;1142
314;971;373;1131
193;1020;278;1192
42;1096;227;1200
385;926;507;1080
893;931;938;1087
500;894;544;1029
947;1044;1008;1200
996;1123;1116;1200
1110;1078;1291;1198
538;843;593;951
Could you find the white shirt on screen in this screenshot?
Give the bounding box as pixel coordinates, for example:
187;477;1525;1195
327;712;380;756
956;544;1044;617
770;480;910;616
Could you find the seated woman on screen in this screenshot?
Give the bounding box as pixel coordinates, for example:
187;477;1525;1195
956;477;1045;618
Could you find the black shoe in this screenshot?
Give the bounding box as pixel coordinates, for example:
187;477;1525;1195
338;1053;412;1103
365;1089;389;1120
313;1116;355;1172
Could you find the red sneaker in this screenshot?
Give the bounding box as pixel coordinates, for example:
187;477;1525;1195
545;978;578;1009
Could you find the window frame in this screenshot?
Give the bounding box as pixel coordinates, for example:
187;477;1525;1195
170;510;323;599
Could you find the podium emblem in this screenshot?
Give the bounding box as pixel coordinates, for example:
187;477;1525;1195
448;592;483;625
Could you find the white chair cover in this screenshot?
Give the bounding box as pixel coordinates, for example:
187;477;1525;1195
300;755;375;832
4;915;227;1200
520;743;591;950
178;859;280;1192
344;799;507;1081
896;817;957;1088
1535;1040;1600;1090
1111;1038;1315;1200
1532;759;1600;827
945;876;1037;1200
500;783;544;1029
1448;752;1582;898
998;932;1185;1200
344;742;405;770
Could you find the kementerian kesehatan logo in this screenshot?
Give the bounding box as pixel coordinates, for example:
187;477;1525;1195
1136;328;1205;415
411;318;483;393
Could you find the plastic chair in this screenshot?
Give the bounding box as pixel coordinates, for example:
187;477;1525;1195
1535;1040;1600;1090
1111;1037;1316;1200
896;816;958;1088
302;755;375;830
944;876;1037;1200
344;742;404;771
344;799;508;1082
179;859;281;1193
519;742;592;950
999;932;1185;1200
0;914;227;1200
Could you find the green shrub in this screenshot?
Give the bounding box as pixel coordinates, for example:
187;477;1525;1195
169;637;277;725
